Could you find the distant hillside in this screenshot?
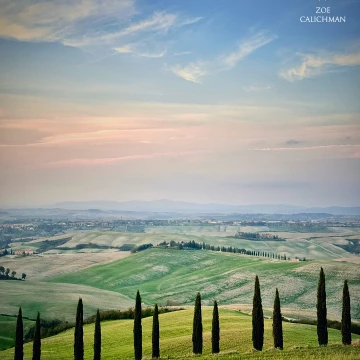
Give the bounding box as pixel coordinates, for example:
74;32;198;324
52;200;360;215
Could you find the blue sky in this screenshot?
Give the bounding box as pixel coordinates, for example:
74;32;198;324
0;0;359;207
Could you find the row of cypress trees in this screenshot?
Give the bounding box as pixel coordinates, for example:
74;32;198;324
13;268;353;359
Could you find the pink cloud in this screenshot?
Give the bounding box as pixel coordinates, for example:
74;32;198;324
253;144;360;151
41;150;211;168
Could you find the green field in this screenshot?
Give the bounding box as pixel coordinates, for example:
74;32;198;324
0;316;34;351
53;229;356;261
1;308;359;360
2;227;360;356
50;248;360;321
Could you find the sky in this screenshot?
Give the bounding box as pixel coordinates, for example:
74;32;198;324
0;0;360;208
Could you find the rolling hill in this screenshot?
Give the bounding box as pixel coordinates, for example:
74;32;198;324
1;308;359;359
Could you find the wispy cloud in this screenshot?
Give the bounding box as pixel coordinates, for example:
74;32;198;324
169;62;207;83
42;150;211;168
253;144;360;151
242;85;273;92
280;52;360;81
170;30;276;83
284;139;303;146
114;43;166;58
221;31;277;69
0;0;136;42
0;1;201;59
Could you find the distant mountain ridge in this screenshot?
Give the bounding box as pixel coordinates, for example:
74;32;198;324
51;200;360;215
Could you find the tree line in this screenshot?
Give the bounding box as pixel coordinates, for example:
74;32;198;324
0;265;26;280
157;240;297;260
13;267;353;359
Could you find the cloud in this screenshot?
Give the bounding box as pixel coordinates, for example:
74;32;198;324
42;150;211;168
0;0;136;42
285;139;303;145
0;1;201;58
221;31;277;68
169;62;207;83
280;52;360;81
170;30;276;82
253;144;360;151
243;181;309;189
242;85;273;92
114;43;166;58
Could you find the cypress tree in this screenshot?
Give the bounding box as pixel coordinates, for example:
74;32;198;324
74;298;84;360
192;292;203;354
134;290;142;360
14;307;23;360
341;280;351;345
32;312;41;360
252;275;264;351
211;300;220;354
317;267;328;346
152;304;160;358
94;309;101;360
272;288;283;350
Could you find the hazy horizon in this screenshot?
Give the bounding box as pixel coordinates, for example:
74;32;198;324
1;0;359;208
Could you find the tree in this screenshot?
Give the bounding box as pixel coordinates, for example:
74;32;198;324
211;300;220;354
252;275;264;351
152;304;160;358
341;280;351;345
134;290;142;360
74;298;84;360
21;273;26;280
11;270;16;278
94;309;101;360
32;312;41;360
192;292;203;354
272;288;283;350
317;267;328;346
0;265;4;275
5;268;10;277
14;307;23;360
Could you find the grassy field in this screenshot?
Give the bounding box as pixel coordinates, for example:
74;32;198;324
0;316;35;351
0;280;135;321
50;248;360;321
1;308;359;360
50;229;356;261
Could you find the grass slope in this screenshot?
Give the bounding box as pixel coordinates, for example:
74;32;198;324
1;308;359;360
0;281;134;321
59;230;354;260
50;248;360;321
0;316;34;351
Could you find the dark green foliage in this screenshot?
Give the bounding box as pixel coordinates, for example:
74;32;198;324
192;292;203;354
32;312;41;360
74;298;84;360
341;280;351;345
235;232;285;241
152;304;160;359
317;267;328;346
281;317;360;335
94;309;101;360
14;307;23;360
272;288;283;350
211;300;220;354
131;243;153;253
252;275;264;351
134;290;142;360
84;307;178;324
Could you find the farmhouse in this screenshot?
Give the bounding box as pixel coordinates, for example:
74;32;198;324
14;249;36;255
